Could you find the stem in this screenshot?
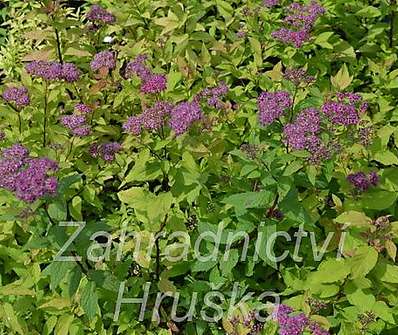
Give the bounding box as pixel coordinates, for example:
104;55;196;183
257;158;278;183
289;87;298;122
65;136;75;161
73;83;82;101
154;214;168;280
43;82;49;148
390;0;396;48
4;101;22;135
17;111;22;135
54;28;63;64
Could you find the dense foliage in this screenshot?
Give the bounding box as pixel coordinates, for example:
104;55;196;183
1;0;398;334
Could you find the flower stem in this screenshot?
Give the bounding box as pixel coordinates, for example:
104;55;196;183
43;82;49;147
17;111;22;135
5;102;22;136
65;136;75;162
54;27;63;64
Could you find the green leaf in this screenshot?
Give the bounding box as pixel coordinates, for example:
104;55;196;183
349;246;378;278
124;149;163;183
39;297;71;310
48;200;68;221
69;196;82;221
43;316;58;335
54;314;74;335
216;0;234;19
43;262;75;290
335;211;372;228
118;188;173;230
222;191;273;216
307;165;317;186
191;260;217;272
361;190;397;210
376;263;398;283
309;258;351;283
249;37;262;66
373;151;398;165
257;223;278;269
283;160;303;176
3;303;26;334
80;281;99;320
346;288;375;310
219;249;239;276
372;301;395;323
331;64;352;90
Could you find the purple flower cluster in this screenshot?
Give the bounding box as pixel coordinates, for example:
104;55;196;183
283;108;320;150
284;108;334;164
196;82;229;109
272;305;330;335
322;93;368;126
308;322;330;335
229;310;264;334
140;74;167;94
60;113;91;137
87;4;115;24
272;305;308;335
257;91;292;126
2;86;30;107
89;142;121;161
284;68;315;86
358;123;374;146
236;30;247;38
347;171;379;192
90;51;116;72
263;0;279;7
61;63;81;82
272;29;310;48
26;61;80;82
272;1;325;47
123;101;173;135
0;144;58;203
74;103;93;114
125;54;167;94
169;101;202;135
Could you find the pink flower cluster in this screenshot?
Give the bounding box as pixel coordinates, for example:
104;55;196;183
123;100;203;137
0;144;58;203
347;171;379;192
263;0;279;7
257;91;292;126
60;104;92;137
284;108;334;164
284;68;315;86
169;101;202;135
90;51;116;72
125;54;167;94
26;61;80;82
89;142;121;162
283;108;320;150
87;4;115;25
322;92;368;126
2;86;30;107
123;101;173;135
272;1;325;47
196;82;229;110
272;304;330;335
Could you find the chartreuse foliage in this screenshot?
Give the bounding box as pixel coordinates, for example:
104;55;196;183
0;0;398;334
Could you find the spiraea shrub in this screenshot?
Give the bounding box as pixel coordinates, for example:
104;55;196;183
1;0;398;334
